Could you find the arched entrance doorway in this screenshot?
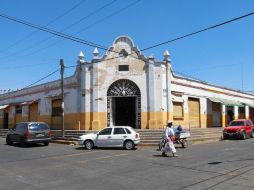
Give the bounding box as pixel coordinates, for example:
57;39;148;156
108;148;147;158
107;79;141;129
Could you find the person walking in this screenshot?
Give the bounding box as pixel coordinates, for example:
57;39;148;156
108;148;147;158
162;121;178;157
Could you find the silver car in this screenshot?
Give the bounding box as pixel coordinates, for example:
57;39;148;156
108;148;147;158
78;126;140;150
6;122;51;147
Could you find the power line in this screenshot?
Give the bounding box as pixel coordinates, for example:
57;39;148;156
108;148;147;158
50;10;254;69
74;0;141;35
0;0;87;54
24;68;59;88
0;0;118;62
1;9;253;94
65;11;254;69
0;68;59;99
0;12;109;50
1;9;253;60
0;0;140;63
0;0;140;64
59;0;118;33
138;11;254;53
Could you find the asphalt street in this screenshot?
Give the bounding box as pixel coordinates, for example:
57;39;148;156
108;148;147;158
0;138;254;190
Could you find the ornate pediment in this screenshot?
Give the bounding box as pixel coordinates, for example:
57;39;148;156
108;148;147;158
102;36;146;61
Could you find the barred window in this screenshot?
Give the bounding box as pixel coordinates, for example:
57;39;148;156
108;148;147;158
239;107;245;114
52;99;62;117
16;105;22;114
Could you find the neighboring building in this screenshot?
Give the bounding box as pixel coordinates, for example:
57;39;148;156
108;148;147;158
1;36;254;130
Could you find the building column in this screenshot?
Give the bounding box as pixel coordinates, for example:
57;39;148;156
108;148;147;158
222;104;226;127
164;50;173;122
245;105;249;119
76;52;85;130
200;97;207;128
147;56;156;129
234;106;239;120
183;95;189;128
91;55;100;130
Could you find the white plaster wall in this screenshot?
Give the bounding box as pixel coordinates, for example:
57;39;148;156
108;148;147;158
172;76;254;105
0;73;79;117
154;64;163;112
91;38;149;113
200;97;207;115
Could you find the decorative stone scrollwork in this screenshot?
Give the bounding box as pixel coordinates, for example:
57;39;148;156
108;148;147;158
107;79;140;97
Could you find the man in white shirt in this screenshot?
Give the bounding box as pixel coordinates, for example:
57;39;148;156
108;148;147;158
162;121;178;157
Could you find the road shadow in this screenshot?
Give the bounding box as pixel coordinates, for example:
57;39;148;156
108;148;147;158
75;147;138;151
5;143;47;148
153;154;177;158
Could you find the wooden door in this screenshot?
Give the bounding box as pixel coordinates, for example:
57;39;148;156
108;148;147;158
29;102;38;121
188;98;200;128
212;102;221;127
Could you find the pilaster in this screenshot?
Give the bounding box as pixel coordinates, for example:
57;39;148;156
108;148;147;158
234;106;239;120
222;104;226;127
147;56;156;128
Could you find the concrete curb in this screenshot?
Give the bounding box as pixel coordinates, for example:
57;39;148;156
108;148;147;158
51;140;78;145
50;139;222;147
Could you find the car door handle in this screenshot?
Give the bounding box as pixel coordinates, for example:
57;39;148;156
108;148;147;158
123;136;127;138
108;136;112;139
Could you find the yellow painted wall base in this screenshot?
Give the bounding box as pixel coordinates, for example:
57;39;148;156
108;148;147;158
141;112;173;129
148;120;157;129
0;110;243;130
92;121;101;130
222;114;226;128
207;114;213;127
200;114;207;128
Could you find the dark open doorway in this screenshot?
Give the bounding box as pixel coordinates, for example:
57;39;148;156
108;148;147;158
113;97;136;128
3;113;8;129
227;107;234;125
107;79;141;129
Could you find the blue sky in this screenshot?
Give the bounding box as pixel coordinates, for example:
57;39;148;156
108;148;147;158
0;0;253;93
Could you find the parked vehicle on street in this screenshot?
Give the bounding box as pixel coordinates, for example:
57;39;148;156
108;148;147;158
78;126;140;150
6;122;51;147
223;119;254;140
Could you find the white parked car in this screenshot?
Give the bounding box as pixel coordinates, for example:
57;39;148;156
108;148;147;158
78;126;140;150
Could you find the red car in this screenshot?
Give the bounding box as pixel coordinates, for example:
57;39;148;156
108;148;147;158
223;119;254;140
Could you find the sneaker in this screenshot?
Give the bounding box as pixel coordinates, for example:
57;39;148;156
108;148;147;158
172;153;179;157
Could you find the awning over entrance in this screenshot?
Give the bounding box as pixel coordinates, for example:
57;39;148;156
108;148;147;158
244;103;254;108
20;101;37;105
0;105;9;110
209;97;244;107
9;100;38;106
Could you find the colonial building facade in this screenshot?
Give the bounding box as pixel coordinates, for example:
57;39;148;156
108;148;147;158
1;36;254;130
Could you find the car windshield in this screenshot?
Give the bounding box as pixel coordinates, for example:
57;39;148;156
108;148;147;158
229;121;245;127
29;123;49;131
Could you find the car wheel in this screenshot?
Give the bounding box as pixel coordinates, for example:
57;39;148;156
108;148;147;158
181;139;188;148
241;131;247;140
84;140;94;150
223;134;228;140
124;140;134;150
6;136;12;145
20;139;27;147
250;130;254;138
44;141;49;146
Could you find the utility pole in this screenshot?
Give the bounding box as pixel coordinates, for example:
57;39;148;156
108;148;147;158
60;59;65;137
